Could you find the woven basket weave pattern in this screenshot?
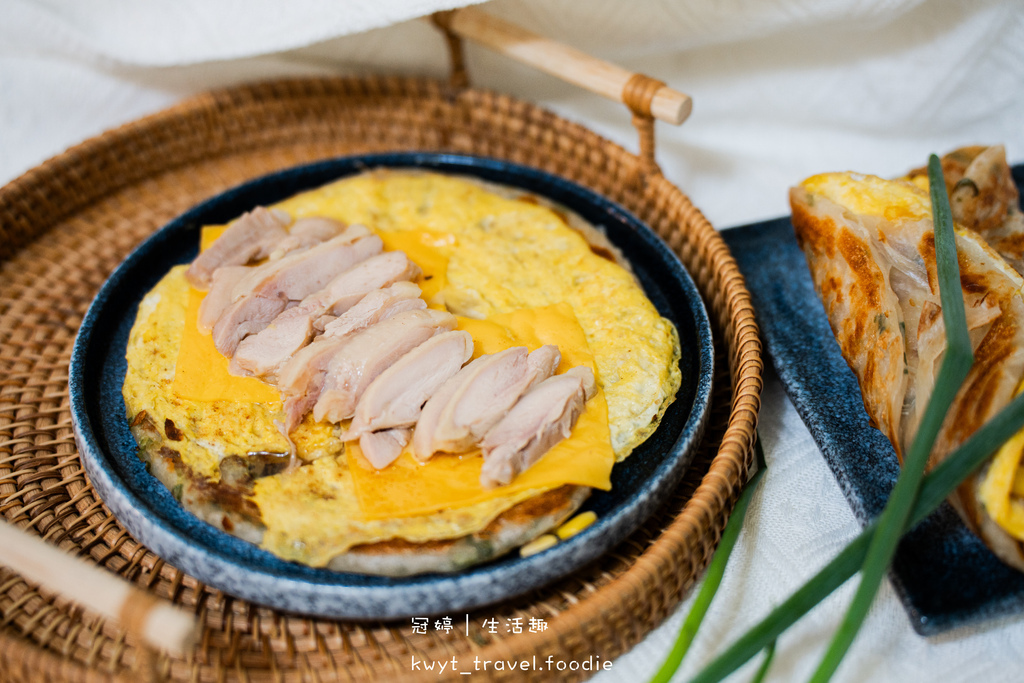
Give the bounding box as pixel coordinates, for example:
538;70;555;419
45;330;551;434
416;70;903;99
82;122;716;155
0;76;761;682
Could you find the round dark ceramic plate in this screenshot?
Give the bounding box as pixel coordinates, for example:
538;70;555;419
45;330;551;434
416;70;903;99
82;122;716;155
69;153;713;620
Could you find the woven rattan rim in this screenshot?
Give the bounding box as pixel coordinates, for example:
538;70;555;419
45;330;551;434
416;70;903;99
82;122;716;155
0;75;762;682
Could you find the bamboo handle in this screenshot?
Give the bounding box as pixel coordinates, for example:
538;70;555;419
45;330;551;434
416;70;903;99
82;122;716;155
0;522;198;656
440;6;692;126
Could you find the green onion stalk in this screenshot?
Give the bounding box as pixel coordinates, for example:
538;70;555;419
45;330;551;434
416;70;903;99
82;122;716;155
649;439;769;683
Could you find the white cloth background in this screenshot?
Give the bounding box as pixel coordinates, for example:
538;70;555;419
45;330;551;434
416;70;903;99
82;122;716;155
3;1;1024;680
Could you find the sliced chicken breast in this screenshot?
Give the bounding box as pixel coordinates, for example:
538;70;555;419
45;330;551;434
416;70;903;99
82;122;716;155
229;302;319;380
346;330;474;438
292;216;350;239
525;345;561;389
312;308;457;424
276;336;350;433
185;207;290;289
196;266;250;334
359;428;412;470
211;232;382;356
230;252;422;377
412;345;560;461
319;282;425;337
266;217;350;261
479;366;597;488
230;228;381;303
305;251;422;321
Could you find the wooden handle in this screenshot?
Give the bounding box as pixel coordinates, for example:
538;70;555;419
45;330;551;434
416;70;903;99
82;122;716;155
0;522;198;656
440;6;692;126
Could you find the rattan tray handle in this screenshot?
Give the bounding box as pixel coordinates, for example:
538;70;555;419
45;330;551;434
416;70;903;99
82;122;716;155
432;6;691;174
0;521;198;657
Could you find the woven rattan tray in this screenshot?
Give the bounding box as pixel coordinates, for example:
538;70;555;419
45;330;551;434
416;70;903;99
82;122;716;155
0;20;762;681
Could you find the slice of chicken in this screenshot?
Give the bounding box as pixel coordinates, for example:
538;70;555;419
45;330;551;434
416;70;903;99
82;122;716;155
211;232;383;356
292;216;348;239
345;330;474;439
479;366;597;489
266;217;348;260
197;266;250;334
185;207;290;289
315;314;337;331
229;253;422;378
277;336;350;433
524;345;561;389
229;301;319;380
319;282;425;337
228;226;377;303
304;250;422;321
358;428;412;470
411;345;560;461
312;308;457;424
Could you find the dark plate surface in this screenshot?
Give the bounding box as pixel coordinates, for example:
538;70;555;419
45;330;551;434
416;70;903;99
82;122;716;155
69;153;714;620
722;164;1024;635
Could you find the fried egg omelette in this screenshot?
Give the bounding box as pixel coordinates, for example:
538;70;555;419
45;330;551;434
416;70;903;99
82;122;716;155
123;171;682;575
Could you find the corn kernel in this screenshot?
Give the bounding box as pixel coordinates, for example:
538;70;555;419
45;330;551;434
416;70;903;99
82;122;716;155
555;511;597;540
519;534;558;558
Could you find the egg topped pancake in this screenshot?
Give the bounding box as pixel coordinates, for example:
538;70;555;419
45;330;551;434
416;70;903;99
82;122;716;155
123;171;681;574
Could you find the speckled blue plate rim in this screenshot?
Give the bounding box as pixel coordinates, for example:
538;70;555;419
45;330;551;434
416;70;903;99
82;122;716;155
720;164;1024;636
69;152;714;621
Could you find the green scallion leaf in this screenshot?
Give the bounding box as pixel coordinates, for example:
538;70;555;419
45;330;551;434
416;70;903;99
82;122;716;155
808;155;974;681
689;388;1024;683
750;641;777;683
648;438;769;683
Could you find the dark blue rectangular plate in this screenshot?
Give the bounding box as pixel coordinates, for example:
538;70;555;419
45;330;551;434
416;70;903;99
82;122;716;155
721;164;1024;635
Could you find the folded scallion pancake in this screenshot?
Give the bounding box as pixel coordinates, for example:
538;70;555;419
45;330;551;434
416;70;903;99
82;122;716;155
790;151;1024;571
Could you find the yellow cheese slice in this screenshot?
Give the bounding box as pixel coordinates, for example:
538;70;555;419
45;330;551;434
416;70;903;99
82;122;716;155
172;286;283;402
347;303;614;520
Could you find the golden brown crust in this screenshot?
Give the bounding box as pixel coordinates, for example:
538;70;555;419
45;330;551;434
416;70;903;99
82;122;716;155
334;486;590;576
135;411;589;575
993;232;1024;262
791;193;836;258
947;314;1016;437
836;228;883;310
130;277;601;572
931;257;1024;471
790;188;907;452
347;485;583;555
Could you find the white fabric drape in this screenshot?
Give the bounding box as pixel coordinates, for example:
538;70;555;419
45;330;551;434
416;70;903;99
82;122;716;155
3;1;1024;680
